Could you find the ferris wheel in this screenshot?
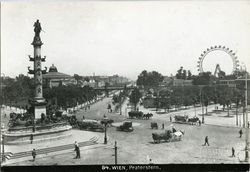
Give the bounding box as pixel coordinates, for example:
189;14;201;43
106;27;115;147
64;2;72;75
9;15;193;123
197;45;240;74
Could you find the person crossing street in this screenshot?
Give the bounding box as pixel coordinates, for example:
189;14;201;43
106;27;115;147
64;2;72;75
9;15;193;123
203;136;209;146
232;147;235;157
32;149;36;161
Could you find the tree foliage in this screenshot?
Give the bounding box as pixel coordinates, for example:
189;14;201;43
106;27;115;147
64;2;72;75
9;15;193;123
175;67;192;80
192;72;213;85
136;70;164;87
129;88;142;110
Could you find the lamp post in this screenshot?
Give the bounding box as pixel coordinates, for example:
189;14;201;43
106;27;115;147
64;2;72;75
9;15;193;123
2;135;5;162
103;115;108;144
199;86;205;123
120;91;122;115
1;73;5;106
114;141;117;164
244;66;249;162
238;63;249;162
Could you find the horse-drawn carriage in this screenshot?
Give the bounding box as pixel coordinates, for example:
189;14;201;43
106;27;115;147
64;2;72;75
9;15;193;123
128;111;153;120
100;119;114;126
128;111;143;119
78;119;105;132
116;121;134;132
174;114;200;125
152;129;184;143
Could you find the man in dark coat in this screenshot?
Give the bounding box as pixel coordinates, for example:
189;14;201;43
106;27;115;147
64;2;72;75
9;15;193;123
32;149;36;161
76;146;81;159
232;147;235;157
74;141;80;159
239;129;243;138
203;136;209;146
30;134;33;144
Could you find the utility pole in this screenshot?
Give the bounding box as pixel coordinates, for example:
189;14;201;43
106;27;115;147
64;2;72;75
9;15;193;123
200;86;204;123
120;91;122;115
245;69;249;162
115;141;117;165
2;135;5;162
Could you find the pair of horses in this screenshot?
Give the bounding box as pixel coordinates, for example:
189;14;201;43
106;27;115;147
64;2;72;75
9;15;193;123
128;111;153;120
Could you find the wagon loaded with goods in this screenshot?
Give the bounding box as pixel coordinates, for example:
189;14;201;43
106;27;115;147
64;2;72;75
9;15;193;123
151;122;158;129
116;121;134;132
152;129;184;143
78;119;104;132
174;114;200;125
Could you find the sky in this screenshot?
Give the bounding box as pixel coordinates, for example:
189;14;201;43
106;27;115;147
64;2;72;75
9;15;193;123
1;0;250;80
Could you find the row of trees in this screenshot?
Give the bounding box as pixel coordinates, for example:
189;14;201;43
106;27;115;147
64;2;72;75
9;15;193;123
43;85;98;109
112;88;130;112
156;85;244;115
135;68;248;117
1;74;34;106
2;74;99;109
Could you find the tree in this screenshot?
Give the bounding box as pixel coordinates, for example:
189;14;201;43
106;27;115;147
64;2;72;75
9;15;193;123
136;70;164;88
218;70;226;79
159;89;172;112
176;66;183;79
3;74;33;106
187;70;192;80
73;74;83;86
192;72;213;85
182;70;187;80
129;88;142;111
84;77;90;82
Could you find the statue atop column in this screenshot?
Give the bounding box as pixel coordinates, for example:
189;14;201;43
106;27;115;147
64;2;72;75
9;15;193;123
32;19;43;46
34;19;42;37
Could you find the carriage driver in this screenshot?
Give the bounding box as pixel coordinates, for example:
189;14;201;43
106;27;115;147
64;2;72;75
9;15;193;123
172;125;177;133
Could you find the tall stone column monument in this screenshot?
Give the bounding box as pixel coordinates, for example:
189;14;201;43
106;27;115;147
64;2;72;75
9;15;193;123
28;20;47;119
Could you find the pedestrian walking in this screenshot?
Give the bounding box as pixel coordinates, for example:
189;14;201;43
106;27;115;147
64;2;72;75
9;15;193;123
203;136;209;146
88;105;90;110
82;115;85;120
162;123;164;129
232;147;235;157
239;129;243;138
4;113;6;118
32;149;36;161
76;146;81;159
74;141;80;159
30;134;33;144
198;120;201;126
170;116;172;122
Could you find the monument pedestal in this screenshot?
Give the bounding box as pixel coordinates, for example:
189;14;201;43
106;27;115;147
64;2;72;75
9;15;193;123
30;97;47;119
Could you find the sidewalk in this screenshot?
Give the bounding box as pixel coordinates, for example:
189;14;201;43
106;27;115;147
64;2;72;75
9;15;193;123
138;104;244;128
2;129;102;165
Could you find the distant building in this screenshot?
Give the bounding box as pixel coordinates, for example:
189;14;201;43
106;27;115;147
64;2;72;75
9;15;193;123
81;79;96;88
43;64;75;88
219;80;236;88
173;79;193;87
160;76;173;86
86;75;130;87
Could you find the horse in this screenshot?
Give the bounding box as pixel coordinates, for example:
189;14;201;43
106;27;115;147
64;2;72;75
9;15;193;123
143;113;153;120
188;117;199;125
